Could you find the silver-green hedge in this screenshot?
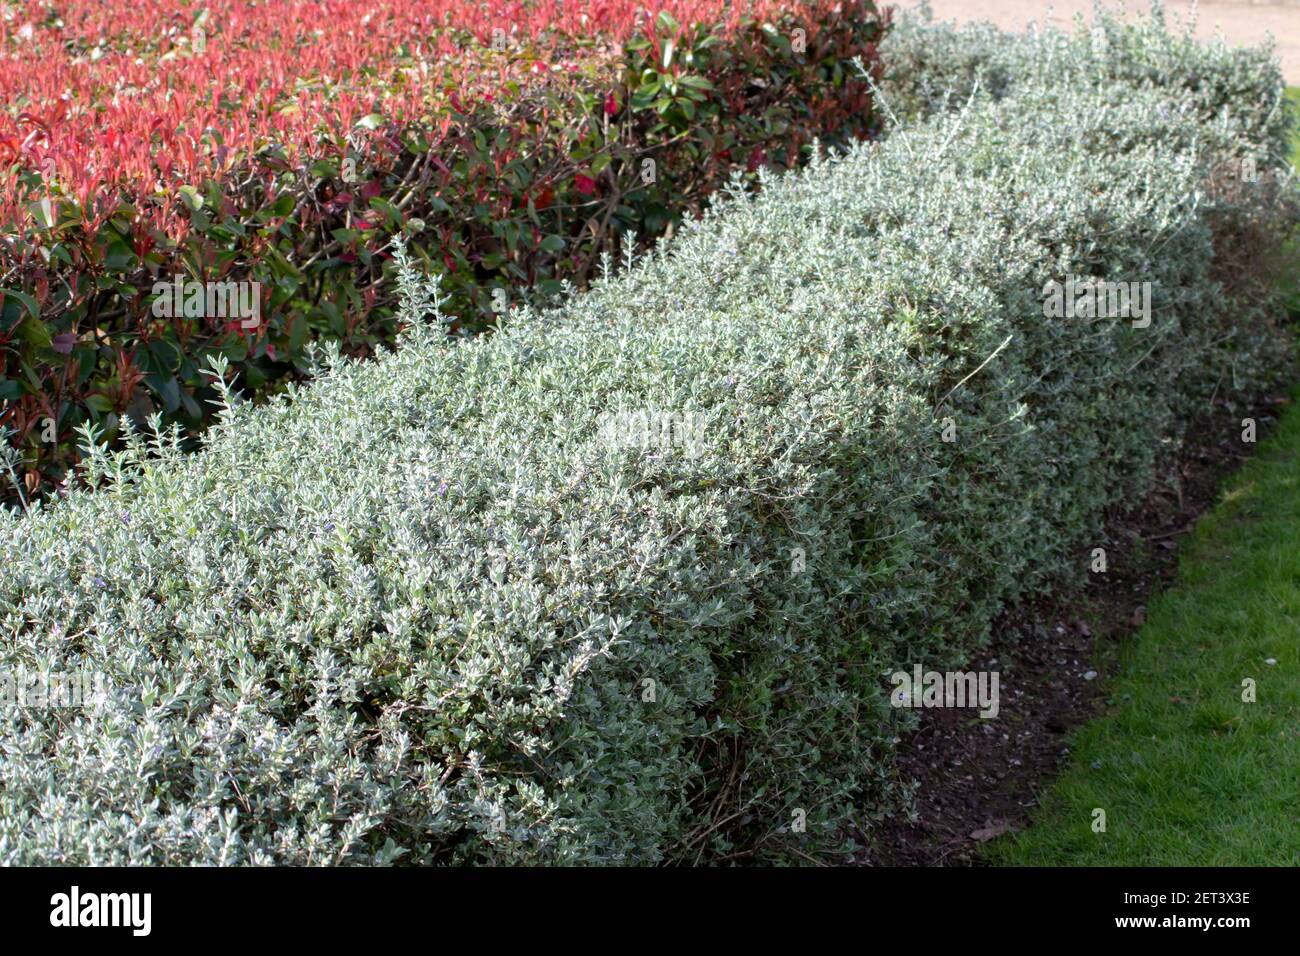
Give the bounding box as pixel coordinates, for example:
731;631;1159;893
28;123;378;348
0;13;1294;864
881;1;1295;164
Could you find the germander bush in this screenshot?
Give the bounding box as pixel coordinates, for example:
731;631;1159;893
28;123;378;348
0;19;1295;864
880;2;1294;162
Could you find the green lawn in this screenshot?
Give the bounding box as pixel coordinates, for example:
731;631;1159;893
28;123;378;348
1291;87;1300;160
991;94;1300;866
991;394;1300;865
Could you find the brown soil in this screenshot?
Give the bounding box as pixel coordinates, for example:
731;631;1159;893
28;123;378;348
855;383;1295;866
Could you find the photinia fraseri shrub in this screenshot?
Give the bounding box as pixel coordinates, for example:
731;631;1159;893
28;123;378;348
0;0;887;501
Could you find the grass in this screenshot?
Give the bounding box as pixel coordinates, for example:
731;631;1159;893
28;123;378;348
1291;87;1300;162
990;395;1300;865
990;94;1300;865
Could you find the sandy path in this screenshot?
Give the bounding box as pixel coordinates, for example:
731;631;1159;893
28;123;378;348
893;0;1300;84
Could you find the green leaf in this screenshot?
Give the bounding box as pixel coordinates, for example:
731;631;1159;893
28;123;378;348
31;197;56;229
369;196;403;229
220;335;249;363
269;193;296;218
264;243;306;281
146;373;182;413
104;240;135;271
678;74;714;91
84;394;114;415
179;390;202;420
0;287;40;325
8;299;52;351
148;338;182;372
177;185;204;211
631;88;659;111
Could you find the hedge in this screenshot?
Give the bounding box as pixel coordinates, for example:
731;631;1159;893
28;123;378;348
0;12;1295;864
880;2;1294;163
0;1;886;500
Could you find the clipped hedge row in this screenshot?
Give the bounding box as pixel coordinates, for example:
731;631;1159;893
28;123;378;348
880;2;1294;162
1;1;886;500
0;15;1295;863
